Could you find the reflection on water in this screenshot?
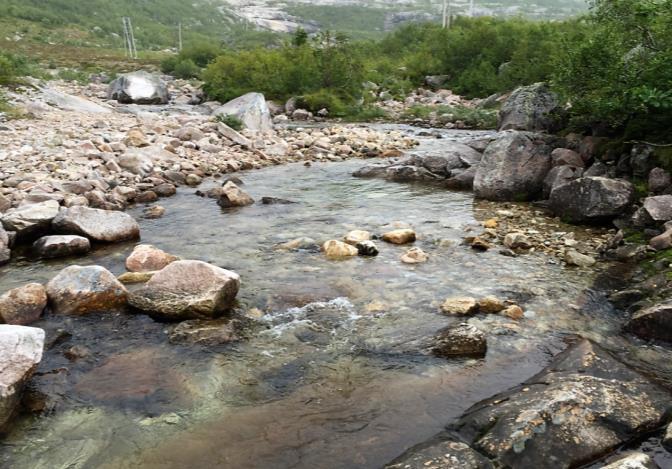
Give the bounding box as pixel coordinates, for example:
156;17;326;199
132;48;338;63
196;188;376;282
1;129;670;468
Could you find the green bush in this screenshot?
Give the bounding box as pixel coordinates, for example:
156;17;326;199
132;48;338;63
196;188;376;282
203;31;364;107
554;0;672;142
172;59;200;79
215;114;244;131
299;89;347;116
0;56;17;85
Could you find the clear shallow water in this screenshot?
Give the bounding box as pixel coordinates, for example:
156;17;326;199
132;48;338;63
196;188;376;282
1;130;671;468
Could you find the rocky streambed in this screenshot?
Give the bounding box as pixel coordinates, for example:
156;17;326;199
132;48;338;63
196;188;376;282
1;123;671;468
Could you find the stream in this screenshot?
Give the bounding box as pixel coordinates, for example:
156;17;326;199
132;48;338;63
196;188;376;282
1;127;671;468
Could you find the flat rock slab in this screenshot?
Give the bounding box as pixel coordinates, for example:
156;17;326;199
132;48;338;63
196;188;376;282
386;436;494;469
52;206;140;243
0;325;45;430
449;340;672;469
1;200;60;240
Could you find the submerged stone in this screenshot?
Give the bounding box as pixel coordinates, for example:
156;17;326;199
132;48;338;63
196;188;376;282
431;323;487;358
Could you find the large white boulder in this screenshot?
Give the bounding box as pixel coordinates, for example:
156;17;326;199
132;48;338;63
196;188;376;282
108;71;169;105
0;325;45;430
213;92;273;134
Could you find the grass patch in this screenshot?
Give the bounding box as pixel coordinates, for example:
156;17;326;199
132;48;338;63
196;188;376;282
343;105;389;122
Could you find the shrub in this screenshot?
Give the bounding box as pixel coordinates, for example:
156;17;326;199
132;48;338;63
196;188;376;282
299;89;347;116
172;59;200;79
215;114;244;131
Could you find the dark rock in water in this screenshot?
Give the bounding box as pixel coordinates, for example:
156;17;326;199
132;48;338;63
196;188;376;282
356;240;379;257
353;164;443;183
52;206;140;243
386;435;494;469
446;166;477;190
450;340;672;469
498;82;564;132
218;182;254;208
107;71;169;105
549;177;635;224
32;235;91;259
261;197;295;205
168;318;241;345
431;323;487;358
474;131;554;201
626;302;672;342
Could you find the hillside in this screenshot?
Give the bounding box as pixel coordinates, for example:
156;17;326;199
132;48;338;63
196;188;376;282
0;0;588;55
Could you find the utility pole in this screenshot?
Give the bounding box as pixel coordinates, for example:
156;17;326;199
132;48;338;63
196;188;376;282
178;22;183;52
442;0;452;29
122;17;138;59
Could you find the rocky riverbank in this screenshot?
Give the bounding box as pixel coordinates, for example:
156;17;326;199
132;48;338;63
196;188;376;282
2;73;672;468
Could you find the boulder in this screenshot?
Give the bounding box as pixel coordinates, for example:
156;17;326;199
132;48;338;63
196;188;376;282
401;247;429;264
565;249;596;267
649;228;672;251
626;302;672;342
0;284;47;325
431;323;487;358
551;148;584;168
406;143;482;176
46;266;128;315
107;71;169;105
125;244;178;273
0;325;45;430
474;132;553;201
32;235;91;259
386;436;494;469
503;232;532;250
212;92;273;134
601;453;659;469
648;168;671;194
542;165;583;199
450;340;671;469
498;82;563;132
477;296;506;314
52;206;140;243
446;167;478;190
440;297;478;316
1;200;60;240
128;260;240;320
0;225;10;266
642;195;672;222
382;229;416;245
353;165;443;183
217;182;254;208
549;177;635;224
344;230;371;245
323;240;359;259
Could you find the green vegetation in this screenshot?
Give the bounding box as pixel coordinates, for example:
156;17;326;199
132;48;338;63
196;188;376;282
555;0;672;143
215;114;244;131
0;0;283;54
401;105;498;129
203;31;364;109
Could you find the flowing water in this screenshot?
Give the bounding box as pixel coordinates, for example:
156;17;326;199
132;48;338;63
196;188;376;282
1;128;671;468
